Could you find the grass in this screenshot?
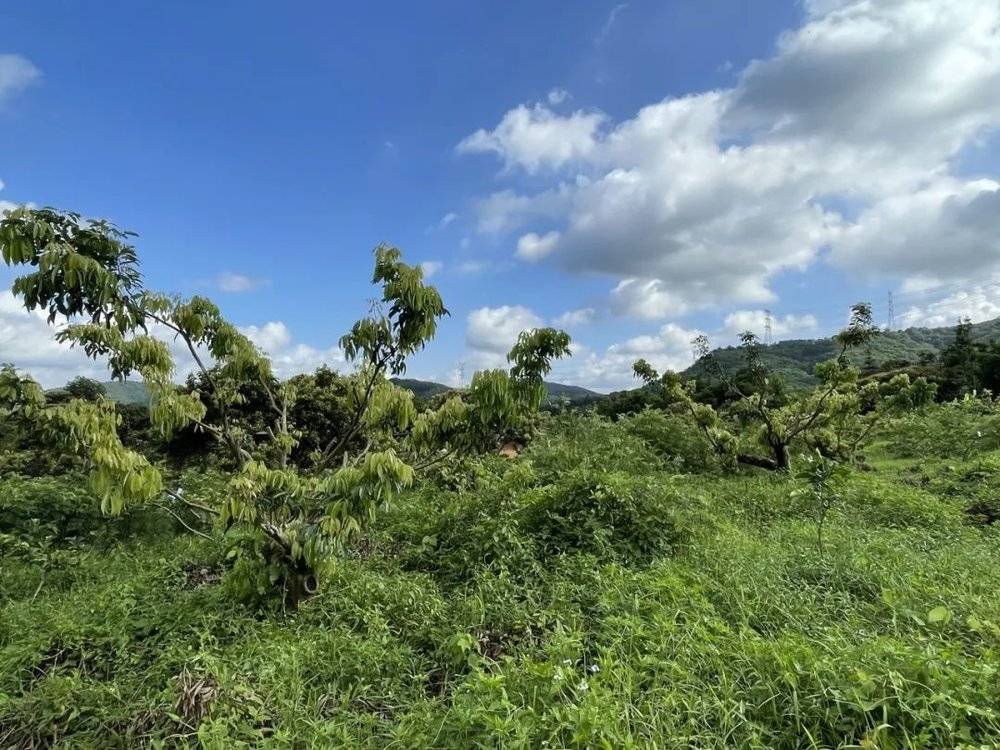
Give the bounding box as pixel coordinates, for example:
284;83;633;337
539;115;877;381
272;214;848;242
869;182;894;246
1;413;999;748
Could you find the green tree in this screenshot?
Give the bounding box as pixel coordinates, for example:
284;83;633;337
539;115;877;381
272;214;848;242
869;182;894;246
634;304;935;471
64;376;107;402
1;207;570;606
941;317;978;397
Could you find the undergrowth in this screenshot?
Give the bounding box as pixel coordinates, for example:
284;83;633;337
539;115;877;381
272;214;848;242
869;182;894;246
1;413;998;748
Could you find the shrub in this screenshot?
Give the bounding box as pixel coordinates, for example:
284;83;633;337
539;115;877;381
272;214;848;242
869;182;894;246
619;408;718;472
517;469;685;561
882;397;1000;460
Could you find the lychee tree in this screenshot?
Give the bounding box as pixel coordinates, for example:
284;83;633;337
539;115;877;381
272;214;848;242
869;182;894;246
1;207;569;605
634;304;936;471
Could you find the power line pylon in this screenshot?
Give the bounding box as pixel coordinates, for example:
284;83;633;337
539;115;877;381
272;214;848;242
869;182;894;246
763;309;773;346
887;291;895;331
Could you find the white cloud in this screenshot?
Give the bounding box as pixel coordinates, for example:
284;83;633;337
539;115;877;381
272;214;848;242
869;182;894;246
0;291;105;388
0;288;344;386
516;230;560;261
558;321;703;392
439;212;458;228
216;272;268;293
459;301;704;391
553;307;595;327
473;185;574;234
459;0;1000;315
0;54;40;103
419;260;443;279
465;305;544;367
457;104;605;174
547;87;570;105
239;322;345;379
899;283;1000;328
722;310;819;340
831;178;1000;287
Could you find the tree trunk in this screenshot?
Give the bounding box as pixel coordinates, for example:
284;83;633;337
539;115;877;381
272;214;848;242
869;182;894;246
773;441;791;471
737;441;791;472
284;568;319;610
737;453;779;471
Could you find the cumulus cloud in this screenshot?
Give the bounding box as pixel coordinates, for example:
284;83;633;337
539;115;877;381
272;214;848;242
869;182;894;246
898;282;1000;328
240;322;345;379
465;305;544;366
419;260;443;278
457;105;605;174
832;178;1000;287
459;301;701;391
0;54;40;103
553;307;595;327
722;310;819;340
559;322;703;392
215;272;268;293
0;288;344;386
0;291;105;387
516;231;560;261
459;0;1000;316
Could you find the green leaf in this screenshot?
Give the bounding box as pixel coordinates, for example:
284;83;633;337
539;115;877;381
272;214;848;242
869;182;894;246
927;605;951;624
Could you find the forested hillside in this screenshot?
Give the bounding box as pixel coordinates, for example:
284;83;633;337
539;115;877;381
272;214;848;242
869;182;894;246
685;317;1000;388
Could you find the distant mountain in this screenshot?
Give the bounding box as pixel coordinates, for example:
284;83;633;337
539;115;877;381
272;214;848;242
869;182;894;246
684;317;1000;388
390;378;600;404
102;381;151;406
92;377;599;407
389;378;452;401
542;381;603;404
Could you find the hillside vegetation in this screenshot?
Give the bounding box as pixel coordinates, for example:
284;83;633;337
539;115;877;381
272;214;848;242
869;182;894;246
2;409;999;747
685;317;1000;389
91;378;600;409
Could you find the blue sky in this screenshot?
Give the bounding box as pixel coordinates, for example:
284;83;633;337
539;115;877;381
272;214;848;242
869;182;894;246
2;1;1000;389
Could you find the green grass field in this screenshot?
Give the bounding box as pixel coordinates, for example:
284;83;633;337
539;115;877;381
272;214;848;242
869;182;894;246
2;411;999;748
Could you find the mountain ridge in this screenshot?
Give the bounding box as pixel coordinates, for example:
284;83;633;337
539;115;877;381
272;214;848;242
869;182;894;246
86;378;600;407
682;317;1000;388
57;317;1000;406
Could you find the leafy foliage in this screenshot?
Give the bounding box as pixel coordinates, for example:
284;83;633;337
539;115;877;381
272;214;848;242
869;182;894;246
1;207;570;606
2;414;999;747
634;304;936;471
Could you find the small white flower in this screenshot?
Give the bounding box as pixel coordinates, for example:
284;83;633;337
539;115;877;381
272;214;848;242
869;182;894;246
577;679;589;691
589;664;600;673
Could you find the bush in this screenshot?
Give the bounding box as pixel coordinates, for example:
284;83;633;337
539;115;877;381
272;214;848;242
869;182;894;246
517;469;685;561
882;398;1000;460
0;475;172;549
619;408;718;472
524;412;665;481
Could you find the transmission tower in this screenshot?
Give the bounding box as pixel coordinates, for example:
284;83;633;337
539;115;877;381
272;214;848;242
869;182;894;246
457;360;466;387
763;309;773;346
886;291;895;331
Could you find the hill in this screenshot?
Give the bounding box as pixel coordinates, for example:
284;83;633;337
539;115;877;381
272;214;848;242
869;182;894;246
391;377;601;405
389;378;452;401
684;316;1000;388
91;377;599;407
101;380;151;406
